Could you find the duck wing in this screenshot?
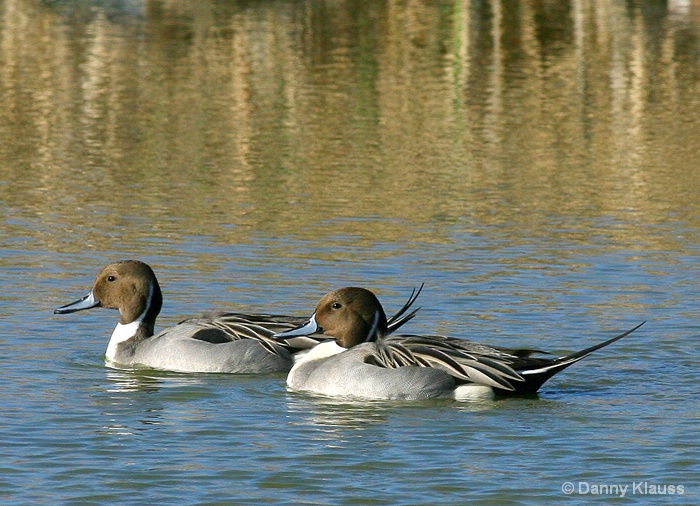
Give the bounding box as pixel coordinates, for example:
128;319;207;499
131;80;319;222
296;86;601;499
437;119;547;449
368;334;524;391
184;313;324;354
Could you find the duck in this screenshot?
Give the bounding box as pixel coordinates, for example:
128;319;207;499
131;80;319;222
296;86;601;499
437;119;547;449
54;261;422;374
272;287;645;400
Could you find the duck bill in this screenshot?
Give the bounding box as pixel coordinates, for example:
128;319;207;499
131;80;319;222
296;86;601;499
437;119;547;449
272;314;320;340
54;291;101;314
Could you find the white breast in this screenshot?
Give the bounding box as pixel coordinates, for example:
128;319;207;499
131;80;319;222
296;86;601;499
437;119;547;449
105;321;140;361
287;341;346;384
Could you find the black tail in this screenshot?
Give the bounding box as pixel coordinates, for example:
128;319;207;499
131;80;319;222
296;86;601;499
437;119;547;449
500;321;645;395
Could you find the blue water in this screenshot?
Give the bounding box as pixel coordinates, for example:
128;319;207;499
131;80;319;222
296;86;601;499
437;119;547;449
1;232;697;504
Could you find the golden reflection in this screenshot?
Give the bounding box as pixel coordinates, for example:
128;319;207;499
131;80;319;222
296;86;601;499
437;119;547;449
1;0;700;254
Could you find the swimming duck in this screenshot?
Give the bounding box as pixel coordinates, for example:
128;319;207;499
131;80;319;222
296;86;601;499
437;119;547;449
54;261;421;374
272;287;644;400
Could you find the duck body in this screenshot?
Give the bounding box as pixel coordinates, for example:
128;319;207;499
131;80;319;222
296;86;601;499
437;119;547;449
286;341;458;400
106;316;295;373
274;287;644;400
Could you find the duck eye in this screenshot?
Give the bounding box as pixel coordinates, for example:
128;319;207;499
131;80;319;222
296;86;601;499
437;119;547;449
107;276;116;282
331;302;342;310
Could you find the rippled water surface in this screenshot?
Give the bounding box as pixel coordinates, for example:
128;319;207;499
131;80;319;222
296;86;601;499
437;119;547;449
1;0;699;503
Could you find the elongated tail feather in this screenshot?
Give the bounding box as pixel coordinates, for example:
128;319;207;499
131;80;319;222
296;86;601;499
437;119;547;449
502;321;645;395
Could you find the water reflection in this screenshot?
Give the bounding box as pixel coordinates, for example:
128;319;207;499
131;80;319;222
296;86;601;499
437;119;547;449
95;368;222;435
1;0;700;254
284;390;497;443
101;367;222;395
285;394;393;432
103;368;172;393
96;409;164;437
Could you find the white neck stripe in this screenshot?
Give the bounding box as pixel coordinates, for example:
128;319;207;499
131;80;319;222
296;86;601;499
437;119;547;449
104;283;154;362
106;321;140;361
365;311;380;342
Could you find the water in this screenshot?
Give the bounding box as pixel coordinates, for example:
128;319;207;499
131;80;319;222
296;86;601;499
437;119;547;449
1;0;699;503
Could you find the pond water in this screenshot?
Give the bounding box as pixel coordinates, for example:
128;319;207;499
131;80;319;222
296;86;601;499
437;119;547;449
1;0;698;503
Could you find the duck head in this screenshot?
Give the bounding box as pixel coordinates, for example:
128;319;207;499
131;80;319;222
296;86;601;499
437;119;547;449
274;287;388;348
54;260;163;333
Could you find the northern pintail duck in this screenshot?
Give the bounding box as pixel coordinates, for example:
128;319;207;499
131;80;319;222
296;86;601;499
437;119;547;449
54;261;421;374
273;287;644;400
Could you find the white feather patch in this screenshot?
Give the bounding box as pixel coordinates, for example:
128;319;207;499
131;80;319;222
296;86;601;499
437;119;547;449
105;321;141;361
453;384;495;401
288;341;345;386
105;282;154;361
